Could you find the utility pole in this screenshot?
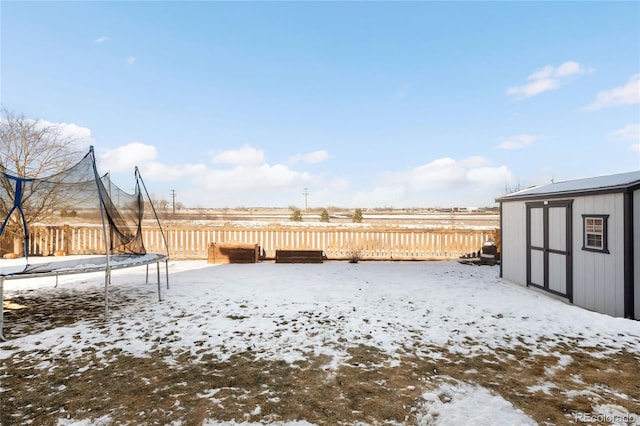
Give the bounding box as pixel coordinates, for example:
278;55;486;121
170;189;176;215
303;187;309;211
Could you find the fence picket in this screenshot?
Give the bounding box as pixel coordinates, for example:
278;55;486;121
23;224;497;260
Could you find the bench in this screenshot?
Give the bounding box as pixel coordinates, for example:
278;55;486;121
458;243;500;266
208;243;260;264
275;249;324;264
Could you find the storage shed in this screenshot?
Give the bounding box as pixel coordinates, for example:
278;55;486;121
496;171;640;319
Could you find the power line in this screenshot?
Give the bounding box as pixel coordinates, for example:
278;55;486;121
170;189;176;214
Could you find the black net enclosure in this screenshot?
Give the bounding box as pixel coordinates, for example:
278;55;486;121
0;146;168;268
0;146;169;340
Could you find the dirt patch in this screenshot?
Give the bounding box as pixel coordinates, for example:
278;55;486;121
2;286;141;339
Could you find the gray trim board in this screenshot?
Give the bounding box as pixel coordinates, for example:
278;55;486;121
499;202;503;279
498;186;637;202
623;191;634;319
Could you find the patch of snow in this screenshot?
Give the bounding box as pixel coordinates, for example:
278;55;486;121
416;380;536;425
204;421;315;426
57;415;112;426
544;352;573;376
526;382;557;395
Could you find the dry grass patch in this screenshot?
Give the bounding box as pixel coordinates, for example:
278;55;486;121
4;340;638;425
427;344;640;425
1;345;426;425
2;288;639;425
2;288;139;339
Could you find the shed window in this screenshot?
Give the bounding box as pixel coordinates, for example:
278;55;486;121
582;215;609;253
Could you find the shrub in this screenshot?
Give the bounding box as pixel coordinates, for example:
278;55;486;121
352;208;363;223
290;208;303;222
320;209;330;222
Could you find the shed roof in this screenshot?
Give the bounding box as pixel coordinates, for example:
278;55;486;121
496;170;640;202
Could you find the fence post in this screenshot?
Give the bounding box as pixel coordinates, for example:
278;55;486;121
63;225;70;254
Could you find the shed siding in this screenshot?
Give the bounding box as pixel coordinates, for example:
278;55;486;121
572;193;625;317
501;201;527;286
635;189;640;320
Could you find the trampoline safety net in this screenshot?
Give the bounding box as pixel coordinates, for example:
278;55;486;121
0;146;164;262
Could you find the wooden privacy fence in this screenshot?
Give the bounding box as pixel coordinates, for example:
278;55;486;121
24;224;498;261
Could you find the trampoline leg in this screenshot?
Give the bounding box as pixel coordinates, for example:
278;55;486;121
165;259;169;290
156;261;162;302
104;268;110;320
0;276;6;341
146;264;150;284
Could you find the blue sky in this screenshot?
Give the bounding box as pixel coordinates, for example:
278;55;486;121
2;1;639;209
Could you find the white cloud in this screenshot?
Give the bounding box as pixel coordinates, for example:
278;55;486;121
94;142;512;208
466;165;512;186
98;142;159;173
100;143;314;199
583;74;640;111
126;56;136;65
200;164;310;191
211;145;265;166
381;156;512;192
607;123;640;142
352;156;513;208
328;177;350;192
460;156;493;168
288;150;330;164
507;78;559;98
19;119;93;151
507;61;593;99
496;134;539;150
38;120;92;142
94;36;108;43
607;123;640;154
406;158;467;191
142;162;207;182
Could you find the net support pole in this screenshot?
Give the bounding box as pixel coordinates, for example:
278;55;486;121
137;166;170;293
0;276;6;341
136;167;170;261
89;146;112;320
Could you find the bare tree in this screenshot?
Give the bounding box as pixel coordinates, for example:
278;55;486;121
503;181;523;195
0;108;84;177
0;108;85;254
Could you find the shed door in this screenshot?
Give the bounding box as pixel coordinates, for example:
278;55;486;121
526;201;573;301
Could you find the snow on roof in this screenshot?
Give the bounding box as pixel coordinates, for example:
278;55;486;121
496;170;640;201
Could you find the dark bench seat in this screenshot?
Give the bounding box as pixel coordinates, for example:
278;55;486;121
275;249;324;264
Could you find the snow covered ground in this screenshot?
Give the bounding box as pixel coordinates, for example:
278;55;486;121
1;258;639;425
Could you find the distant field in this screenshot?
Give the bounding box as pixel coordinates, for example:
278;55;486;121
44;207;500;230
154;208;500;229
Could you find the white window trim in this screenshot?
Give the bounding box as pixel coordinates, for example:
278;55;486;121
582;214;609;254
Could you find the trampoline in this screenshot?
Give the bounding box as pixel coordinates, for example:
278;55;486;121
0;146;169;341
